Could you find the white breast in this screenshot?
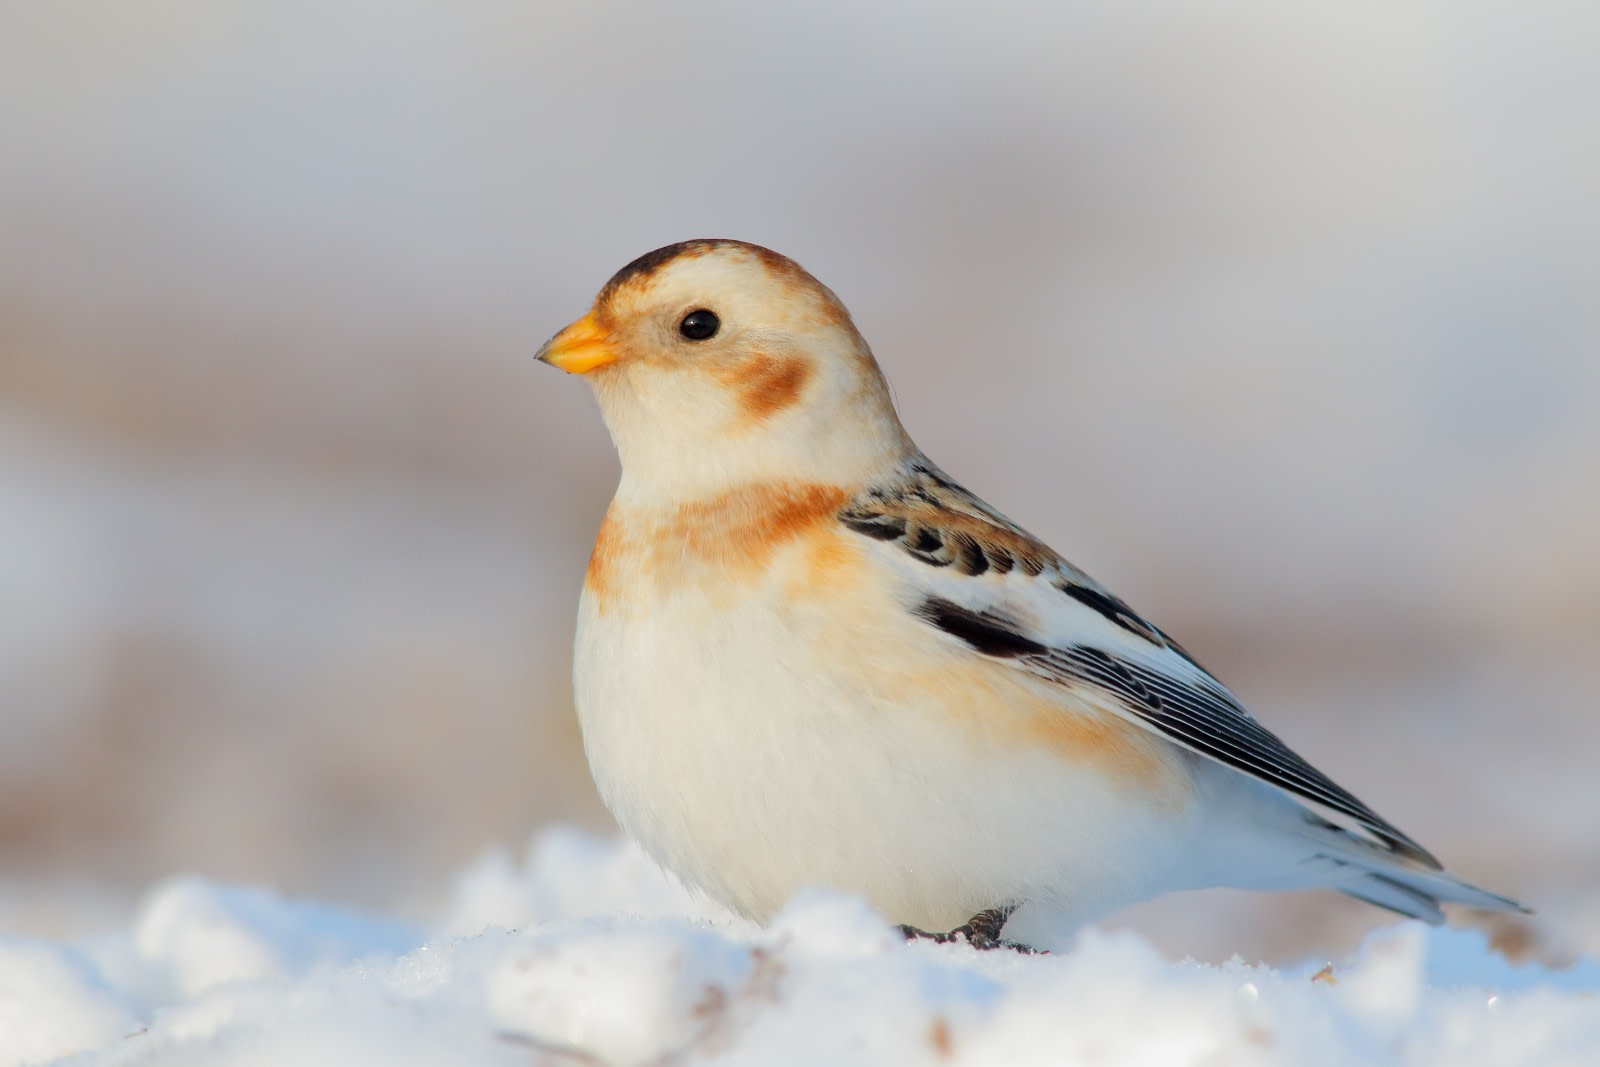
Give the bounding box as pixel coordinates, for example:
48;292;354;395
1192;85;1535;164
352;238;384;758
571;521;1204;940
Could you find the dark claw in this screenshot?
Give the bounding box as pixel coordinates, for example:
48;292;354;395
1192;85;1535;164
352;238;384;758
897;905;1042;954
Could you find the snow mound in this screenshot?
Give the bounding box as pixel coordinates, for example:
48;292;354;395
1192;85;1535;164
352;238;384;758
2;828;1595;1067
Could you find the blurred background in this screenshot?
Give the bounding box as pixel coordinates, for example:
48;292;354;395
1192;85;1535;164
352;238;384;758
1;1;1596;965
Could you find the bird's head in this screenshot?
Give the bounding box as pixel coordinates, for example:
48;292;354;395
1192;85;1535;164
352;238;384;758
538;240;913;499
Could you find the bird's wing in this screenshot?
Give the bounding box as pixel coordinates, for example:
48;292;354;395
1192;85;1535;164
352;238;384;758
839;460;1441;869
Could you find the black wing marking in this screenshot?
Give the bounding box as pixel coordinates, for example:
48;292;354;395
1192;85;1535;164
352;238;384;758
914;598;1048;659
846;465;1437;867
838;462;1054;579
914;595;1440;869
839;463;1169;649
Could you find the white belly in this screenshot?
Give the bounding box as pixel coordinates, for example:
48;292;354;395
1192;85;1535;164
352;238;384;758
571;537;1203;939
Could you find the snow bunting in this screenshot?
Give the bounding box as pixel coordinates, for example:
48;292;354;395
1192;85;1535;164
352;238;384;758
538;239;1526;950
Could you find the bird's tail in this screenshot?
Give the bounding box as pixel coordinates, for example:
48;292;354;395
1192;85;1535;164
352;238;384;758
1193;773;1529;923
1291;806;1529;923
1326;849;1528;924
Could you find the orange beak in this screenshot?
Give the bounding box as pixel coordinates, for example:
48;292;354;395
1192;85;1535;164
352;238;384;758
536;311;617;374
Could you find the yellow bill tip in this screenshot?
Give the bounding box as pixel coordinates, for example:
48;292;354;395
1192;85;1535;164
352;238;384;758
537;311;617;374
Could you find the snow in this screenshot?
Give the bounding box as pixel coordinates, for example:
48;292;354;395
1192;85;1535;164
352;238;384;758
3;828;1595;1067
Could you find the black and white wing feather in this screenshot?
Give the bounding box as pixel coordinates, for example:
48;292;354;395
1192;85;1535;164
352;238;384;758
841;460;1442;869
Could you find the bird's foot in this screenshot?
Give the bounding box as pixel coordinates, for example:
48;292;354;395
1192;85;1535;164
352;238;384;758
898;905;1042;953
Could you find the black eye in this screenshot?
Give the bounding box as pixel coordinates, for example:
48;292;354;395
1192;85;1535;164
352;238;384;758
678;309;720;341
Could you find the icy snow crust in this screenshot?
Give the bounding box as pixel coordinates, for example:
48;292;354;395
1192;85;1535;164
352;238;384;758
3;829;1596;1067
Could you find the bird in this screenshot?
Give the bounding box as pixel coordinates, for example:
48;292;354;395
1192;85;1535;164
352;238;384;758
536;238;1527;951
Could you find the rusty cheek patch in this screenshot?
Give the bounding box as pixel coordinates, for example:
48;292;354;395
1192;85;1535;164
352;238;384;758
716;353;812;424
